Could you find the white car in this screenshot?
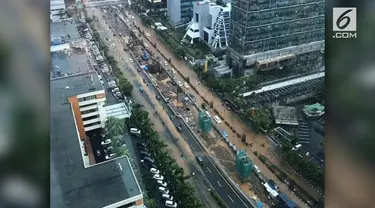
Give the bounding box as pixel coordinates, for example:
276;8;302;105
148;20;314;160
165;200;177;208
129;59;133;63
214;115;222;124
183;82;189;89
164;61;168;66
162;194;173;201
105;153;116;160
177;81;182;87
146;33;150;37
159;187;169;195
150;168;159;174
153;174;164;181
157;180;167;187
101;139;112;145
144;43;148;47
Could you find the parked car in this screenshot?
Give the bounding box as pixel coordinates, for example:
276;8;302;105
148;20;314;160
139;151;151;157
101;139;112;145
153;174;164;181
157;180;167;187
165;200;177;208
158;187;169;195
162;194;174;201
105;153;116;160
137;142;147;149
150;168;159;174
141;156;154;164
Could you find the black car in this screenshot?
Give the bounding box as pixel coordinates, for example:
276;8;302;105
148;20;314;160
137;142;147;149
156;95;161;100
176;125;182;132
141;156;154;164
139;151;151;157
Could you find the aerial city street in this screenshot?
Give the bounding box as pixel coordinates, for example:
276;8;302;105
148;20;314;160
50;0;325;207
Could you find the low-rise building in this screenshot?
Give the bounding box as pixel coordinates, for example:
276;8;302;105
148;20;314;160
50;0;66;22
183;0;231;50
51;80;144;207
50;20;141;207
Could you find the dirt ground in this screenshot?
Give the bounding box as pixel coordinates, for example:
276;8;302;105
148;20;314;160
209;143;234;162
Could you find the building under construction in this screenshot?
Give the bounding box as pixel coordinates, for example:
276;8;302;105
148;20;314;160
228;0;325;77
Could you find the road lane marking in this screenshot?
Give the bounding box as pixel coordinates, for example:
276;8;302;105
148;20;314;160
206;167;211;174
228;195;234;202
217;181;222;187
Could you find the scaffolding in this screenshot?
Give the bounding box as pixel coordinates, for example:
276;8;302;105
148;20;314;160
211;9;230;49
235;150;253;180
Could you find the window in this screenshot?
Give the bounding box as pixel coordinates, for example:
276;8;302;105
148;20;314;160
118;202;136;208
81;109;97;115
78;95;96;102
82;115;99;122
84;121;101;127
80;103;97;109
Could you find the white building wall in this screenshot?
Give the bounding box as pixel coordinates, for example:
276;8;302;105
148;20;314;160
78;90;107;131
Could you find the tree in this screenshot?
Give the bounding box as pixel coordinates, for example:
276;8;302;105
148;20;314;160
144;197;157;208
129;103;204;206
118;78;133;96
175;46;186;58
106;116;125;136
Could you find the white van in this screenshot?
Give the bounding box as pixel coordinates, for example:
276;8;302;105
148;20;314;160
165;200;177;208
130;128;141;135
214;115;222;124
205;111;211;118
253;165;260;173
292;144;302;150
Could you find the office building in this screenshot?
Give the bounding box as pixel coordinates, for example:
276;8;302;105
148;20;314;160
183;0;231;50
51;77;144;207
228;0;325;77
144;0;167;14
167;0;197;25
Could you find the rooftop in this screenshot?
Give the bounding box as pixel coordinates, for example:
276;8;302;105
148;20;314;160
51;50;93;79
105;103;131;119
51;71;103;98
51;19;81;44
51;80;142;207
272;106;299;126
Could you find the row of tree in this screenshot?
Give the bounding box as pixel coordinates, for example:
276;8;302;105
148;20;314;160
280;140;325;189
105;117;132;159
89;22;133;96
127;104;204;208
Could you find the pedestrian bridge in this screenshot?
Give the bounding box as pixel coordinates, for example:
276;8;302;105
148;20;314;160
241;71;325;97
84;0;127;8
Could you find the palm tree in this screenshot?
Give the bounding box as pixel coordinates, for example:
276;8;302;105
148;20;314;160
106;116;125;136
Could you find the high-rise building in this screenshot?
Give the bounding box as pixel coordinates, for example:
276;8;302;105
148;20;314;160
167;0;197;25
228;0;325;77
183;0;231;50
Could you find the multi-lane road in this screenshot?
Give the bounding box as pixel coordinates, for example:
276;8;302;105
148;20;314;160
87;7;255;208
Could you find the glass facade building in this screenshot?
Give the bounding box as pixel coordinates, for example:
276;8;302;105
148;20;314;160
228;0;325;76
168;0;196;25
